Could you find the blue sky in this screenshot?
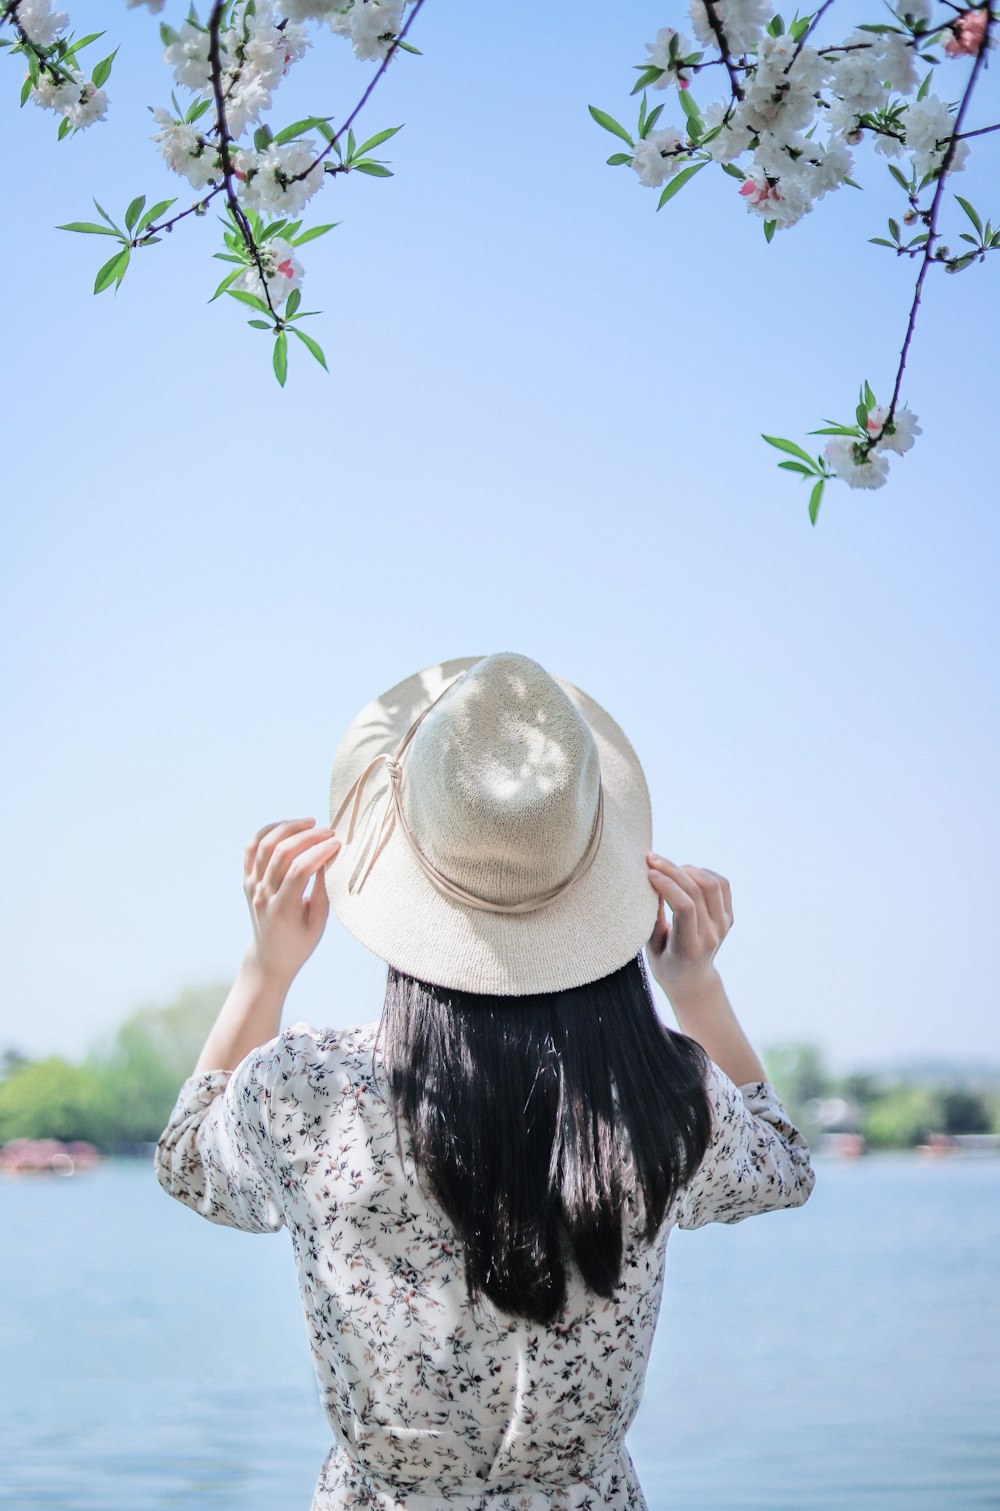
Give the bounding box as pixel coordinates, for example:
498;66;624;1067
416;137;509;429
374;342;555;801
2;0;998;1072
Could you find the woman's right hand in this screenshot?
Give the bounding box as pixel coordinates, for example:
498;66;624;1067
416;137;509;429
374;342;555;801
644;854;734;1004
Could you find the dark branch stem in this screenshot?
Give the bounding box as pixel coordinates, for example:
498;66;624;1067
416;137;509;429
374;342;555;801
785;0;835;73
137;183;227;243
954;118;1000;141
883;9;995;427
206;0;278;322
290;0;429;183
700;0;745;100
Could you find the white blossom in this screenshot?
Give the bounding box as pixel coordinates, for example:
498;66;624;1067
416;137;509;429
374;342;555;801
866;404;921;454
630;127;688;187
234;237;303;306
905;94;969;178
65;79;108;129
151;107;219;188
644;26;698;88
28;69;81;114
739;34;829;136
16;0;69;47
701;99;754;162
894;0;932;26
237;139;326;214
163;21;213;92
328;0;406;62
824;437;891;488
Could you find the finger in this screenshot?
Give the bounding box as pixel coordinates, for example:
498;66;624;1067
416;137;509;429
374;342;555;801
645;867;702;953
646;854;703;905
684;866;732;932
647;894;669;955
247;819;322;887
304;856;332;937
273;835;341;904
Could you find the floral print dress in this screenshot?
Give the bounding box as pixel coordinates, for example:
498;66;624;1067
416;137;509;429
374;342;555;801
155;1021;815;1510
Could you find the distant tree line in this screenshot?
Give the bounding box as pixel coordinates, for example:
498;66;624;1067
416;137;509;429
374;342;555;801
1;991;998;1152
762;1043;1000;1148
0;984;225;1150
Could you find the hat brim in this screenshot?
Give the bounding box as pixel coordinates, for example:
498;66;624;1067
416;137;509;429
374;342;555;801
325;656;657;996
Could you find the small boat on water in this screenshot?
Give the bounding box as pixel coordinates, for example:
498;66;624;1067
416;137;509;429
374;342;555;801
0;1138;101;1176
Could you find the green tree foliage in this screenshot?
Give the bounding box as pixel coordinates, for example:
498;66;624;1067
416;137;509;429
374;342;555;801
0;982;225;1150
861;1085;940;1148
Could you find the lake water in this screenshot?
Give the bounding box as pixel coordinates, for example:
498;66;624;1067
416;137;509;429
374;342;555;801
1;1153;997;1509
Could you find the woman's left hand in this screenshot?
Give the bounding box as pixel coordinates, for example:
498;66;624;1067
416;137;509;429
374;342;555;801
243;818;341;988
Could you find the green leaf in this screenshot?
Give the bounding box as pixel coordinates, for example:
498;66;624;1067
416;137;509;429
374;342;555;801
136;198;176;233
856;403;869;428
917;69;933;100
955;195;983;238
124;195;146;233
656;161;705;208
720;161;746;181
227;289;271;313
606;152;632;166
289;222;338;246
290;325;329;370
630;66;664;95
57;221;121;237
587;105;634;148
271;115;332;146
809;425;858;436
778;461;815;475
94;247;128;294
351;161;393;177
888;163;911;189
253;124;273;151
93;199;123;235
678;90;702;124
354;125;402;156
91;48;117;89
285;287;301;317
248;319;270;328
762;434;819;467
273;329;288;386
209;267;242;302
57;116;73;141
763;219;777;242
808;479;824;526
869;237;897;247
864;380;876;409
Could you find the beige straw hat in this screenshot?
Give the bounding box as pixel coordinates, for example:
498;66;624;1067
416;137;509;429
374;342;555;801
325;652;657;995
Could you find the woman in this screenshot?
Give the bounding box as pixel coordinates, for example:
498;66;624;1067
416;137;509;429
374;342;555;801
156;652;815;1510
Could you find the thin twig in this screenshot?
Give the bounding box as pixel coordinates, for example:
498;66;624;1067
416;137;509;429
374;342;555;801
700;0;745;100
882;9;995;426
206;0;278;322
290;0;429;183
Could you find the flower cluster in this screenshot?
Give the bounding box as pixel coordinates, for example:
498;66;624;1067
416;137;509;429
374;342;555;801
625;3;980;233
592;0;996;510
11;0;110;132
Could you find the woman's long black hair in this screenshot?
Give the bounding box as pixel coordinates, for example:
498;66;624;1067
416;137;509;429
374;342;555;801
378;953;713;1326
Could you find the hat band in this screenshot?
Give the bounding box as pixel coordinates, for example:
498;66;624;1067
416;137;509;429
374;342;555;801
331;674;605;915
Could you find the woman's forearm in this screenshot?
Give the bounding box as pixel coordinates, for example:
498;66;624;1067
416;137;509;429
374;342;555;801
663;967;768;1087
192;946;290;1076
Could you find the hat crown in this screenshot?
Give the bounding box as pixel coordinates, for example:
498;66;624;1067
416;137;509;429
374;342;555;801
402;654;601;909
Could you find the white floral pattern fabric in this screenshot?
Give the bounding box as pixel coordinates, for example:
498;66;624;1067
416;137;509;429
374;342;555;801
155;1020;815;1509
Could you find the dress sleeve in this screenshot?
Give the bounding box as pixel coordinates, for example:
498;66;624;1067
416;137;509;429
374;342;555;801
153;1036;288;1235
672;1059;816;1231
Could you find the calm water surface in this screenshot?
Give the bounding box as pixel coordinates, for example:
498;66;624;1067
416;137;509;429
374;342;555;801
2;1153;997;1509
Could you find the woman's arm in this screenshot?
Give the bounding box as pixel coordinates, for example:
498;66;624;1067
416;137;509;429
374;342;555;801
192;816;340;1075
644;853;767;1087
